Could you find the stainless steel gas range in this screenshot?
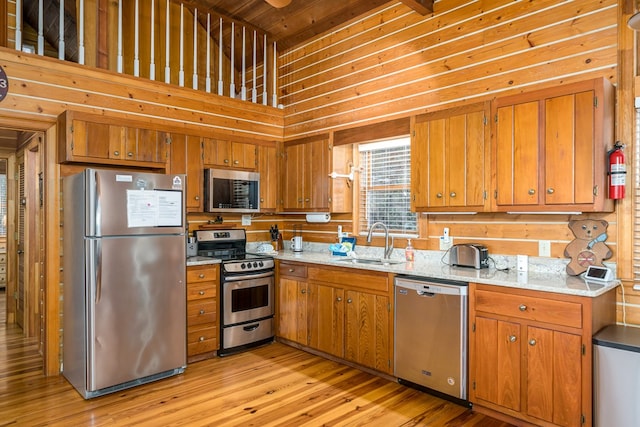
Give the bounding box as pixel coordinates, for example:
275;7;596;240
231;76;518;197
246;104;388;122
195;229;275;356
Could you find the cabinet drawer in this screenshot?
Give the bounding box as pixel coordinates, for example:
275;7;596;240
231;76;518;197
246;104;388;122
279;262;307;278
187;265;219;283
475;289;582;328
187;299;217;326
188;324;218;345
308;267;388;293
187;335;218;356
187;282;217;301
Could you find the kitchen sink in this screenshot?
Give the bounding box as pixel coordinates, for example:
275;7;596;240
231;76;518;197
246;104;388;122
333;257;405;266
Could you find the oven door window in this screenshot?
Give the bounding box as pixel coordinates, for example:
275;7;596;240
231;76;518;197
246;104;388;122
231;284;269;312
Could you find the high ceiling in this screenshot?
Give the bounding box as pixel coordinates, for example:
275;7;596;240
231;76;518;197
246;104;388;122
179;0;433;51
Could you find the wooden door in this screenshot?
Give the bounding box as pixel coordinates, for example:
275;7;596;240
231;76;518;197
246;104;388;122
473;316;521;411
305;139;330;210
526;326;582;427
344;290;390;373
448;110;486;207
231;142;257;169
495;101;540;207
427;118;447;207
411;120;429;210
545;91;595;206
15;152;24;329
277;278;308;345
282;143;303;210
185;135;203;211
258;144;277;211
308;283;344;358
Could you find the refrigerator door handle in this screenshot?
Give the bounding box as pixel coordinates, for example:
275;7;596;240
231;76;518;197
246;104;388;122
94;170;101;236
88;239;102;304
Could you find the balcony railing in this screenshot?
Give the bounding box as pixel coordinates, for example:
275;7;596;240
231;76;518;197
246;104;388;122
10;0;281;107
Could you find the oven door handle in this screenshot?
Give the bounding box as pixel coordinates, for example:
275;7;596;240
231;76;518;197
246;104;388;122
224;271;274;281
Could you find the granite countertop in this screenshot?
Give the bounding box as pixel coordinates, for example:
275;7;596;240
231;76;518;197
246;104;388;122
273;249;619;298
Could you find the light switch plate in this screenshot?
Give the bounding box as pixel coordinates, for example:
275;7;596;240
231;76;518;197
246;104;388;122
539;240;551;257
517;255;528;272
241;215;251;226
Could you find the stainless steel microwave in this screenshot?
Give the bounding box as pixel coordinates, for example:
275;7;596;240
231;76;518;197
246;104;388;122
204;168;260;213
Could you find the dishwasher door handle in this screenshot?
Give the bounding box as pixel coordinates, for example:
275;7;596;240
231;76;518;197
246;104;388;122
416;290;436;297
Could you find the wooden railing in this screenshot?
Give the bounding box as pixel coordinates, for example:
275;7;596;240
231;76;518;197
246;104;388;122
10;0;280;107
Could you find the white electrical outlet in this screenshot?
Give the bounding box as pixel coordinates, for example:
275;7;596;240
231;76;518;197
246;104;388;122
517;255;528;272
440;236;453;251
634;285;640;291
539;240;551;257
443;227;450;243
241;215;251;226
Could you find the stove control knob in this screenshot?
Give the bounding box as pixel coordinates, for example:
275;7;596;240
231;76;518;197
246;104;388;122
253;262;258;268
259;261;264;267
240;263;246;269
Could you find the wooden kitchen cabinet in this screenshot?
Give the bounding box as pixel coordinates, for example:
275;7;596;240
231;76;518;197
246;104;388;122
277;262;309;345
186;264;219;362
257;144;278;212
277;260;392;374
492;78;614;212
58;110;167;168
281;137;351;213
168;133;203;212
469;283;616;427
203;138;257;170
412;102;490;212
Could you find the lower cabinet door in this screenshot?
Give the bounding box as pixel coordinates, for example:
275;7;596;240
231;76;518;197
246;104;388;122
473;316;521;412
345;290;390;373
526;326;582;427
308;283;344;358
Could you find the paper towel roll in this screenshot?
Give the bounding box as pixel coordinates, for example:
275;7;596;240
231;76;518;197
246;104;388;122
306;213;331;223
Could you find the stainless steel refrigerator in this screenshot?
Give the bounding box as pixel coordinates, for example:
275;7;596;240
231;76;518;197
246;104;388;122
62;168;187;399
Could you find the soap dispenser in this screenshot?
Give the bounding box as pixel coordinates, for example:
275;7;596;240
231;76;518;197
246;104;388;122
405;238;415;261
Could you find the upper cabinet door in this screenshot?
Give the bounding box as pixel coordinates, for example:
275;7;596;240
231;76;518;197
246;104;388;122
411;102;489;212
494;101;540;207
492;78;614;212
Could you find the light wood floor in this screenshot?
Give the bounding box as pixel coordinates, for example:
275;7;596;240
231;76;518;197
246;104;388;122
0;290;513;426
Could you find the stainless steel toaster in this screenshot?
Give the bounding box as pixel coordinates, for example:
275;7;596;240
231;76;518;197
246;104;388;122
449;244;489;269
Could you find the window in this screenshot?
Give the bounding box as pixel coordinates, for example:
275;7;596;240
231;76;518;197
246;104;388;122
358;137;417;236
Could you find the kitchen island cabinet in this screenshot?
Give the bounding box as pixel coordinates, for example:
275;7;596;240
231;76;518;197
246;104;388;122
276;260;393;374
469;282;616;427
492;77;614;212
186;264;219;362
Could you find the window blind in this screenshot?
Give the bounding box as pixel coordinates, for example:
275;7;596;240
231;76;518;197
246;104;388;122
358;138;417;235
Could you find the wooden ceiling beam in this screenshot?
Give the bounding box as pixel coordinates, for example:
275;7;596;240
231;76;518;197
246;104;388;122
399;0;433;15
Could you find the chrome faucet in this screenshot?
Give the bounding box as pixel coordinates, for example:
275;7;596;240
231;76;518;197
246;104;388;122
366;221;394;259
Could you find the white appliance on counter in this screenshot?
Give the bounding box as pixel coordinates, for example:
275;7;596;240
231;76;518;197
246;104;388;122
62;169;187;399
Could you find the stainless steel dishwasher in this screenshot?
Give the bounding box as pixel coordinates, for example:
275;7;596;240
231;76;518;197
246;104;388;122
394;276;468;404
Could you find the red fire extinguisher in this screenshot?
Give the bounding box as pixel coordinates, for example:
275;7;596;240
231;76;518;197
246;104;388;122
608;141;626;200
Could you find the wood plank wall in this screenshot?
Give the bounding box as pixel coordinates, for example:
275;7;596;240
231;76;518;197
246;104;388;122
277;0;635;324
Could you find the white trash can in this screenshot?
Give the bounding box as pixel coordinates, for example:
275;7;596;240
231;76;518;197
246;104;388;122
593;325;640;427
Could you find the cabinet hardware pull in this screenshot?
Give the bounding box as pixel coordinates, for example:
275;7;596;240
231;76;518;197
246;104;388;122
199;309;205;315
547;187;554;194
195;196;200;200
305;198;310;202
347;298;353;303
436;193;443;198
199;274;205;278
519;304;527;311
234;160;239;164
301;289;307;294
127;152;133;157
199;336;205;341
224;159;229;163
113;151;119;156
509;335;517;342
450;192;456;198
199;291;205;295
529;339;537;346
288;269;294;272
336;297;342;302
528;189;536;195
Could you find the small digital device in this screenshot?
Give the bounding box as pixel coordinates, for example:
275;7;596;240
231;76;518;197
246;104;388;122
583;265;614;282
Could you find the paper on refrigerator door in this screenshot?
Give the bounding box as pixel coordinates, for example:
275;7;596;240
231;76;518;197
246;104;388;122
126;189;182;228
